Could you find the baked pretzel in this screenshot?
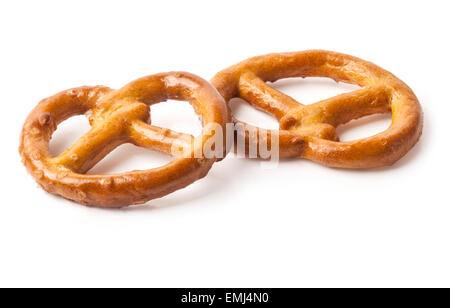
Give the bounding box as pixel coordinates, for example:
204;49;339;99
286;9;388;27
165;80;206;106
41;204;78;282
211;50;423;168
19;72;230;208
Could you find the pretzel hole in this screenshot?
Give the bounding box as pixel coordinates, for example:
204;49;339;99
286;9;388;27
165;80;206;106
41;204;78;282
87;143;173;174
150;100;202;136
49;115;91;156
269;77;361;105
336;113;392;141
229;97;279;129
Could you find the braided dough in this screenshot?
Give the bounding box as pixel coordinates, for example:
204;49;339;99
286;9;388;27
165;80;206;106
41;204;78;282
211;50;423;168
20;72;230;208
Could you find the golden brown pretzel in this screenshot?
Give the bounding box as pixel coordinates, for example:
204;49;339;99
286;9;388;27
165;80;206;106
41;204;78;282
20;72;230;208
211;50;423;168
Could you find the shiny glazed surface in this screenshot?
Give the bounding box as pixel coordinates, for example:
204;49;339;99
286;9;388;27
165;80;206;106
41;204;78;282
211;50;423;168
19;72;230;207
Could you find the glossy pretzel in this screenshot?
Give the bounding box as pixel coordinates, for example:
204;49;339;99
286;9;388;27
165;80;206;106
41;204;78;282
20;72;230;207
211;50;423;168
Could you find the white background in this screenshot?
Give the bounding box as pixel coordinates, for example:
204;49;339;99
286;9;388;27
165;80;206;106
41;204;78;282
0;0;448;287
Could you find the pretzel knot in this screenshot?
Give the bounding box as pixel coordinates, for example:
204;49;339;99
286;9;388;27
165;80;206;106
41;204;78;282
19;72;230;207
212;50;423;168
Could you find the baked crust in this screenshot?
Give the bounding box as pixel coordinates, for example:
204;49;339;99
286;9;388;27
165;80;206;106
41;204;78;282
19;72;230;207
211;50;423;168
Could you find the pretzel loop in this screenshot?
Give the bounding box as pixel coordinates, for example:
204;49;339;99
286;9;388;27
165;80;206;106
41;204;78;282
20;72;230;207
211;50;423;168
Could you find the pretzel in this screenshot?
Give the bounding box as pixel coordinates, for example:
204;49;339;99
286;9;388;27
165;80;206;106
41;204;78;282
211;50;423;168
19;72;230;208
